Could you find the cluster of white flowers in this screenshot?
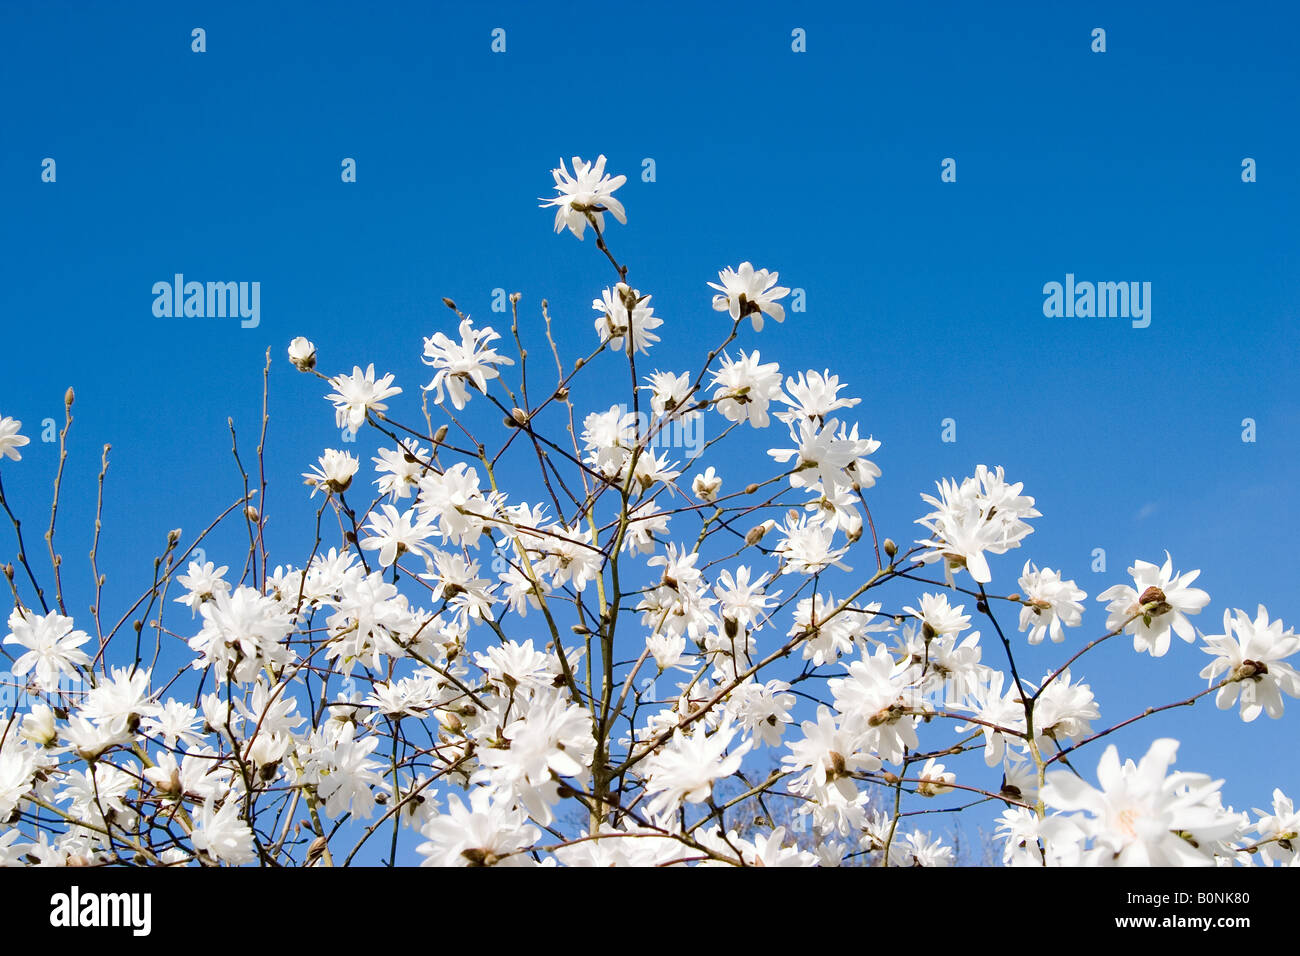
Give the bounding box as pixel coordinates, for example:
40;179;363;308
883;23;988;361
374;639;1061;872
0;158;1293;868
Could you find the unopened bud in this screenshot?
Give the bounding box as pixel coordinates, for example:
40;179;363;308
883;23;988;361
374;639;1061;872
745;524;768;547
167;528;182;546
305;836;330;864
64;387;75;407
434;424;449;444
511;408;528;426
442;297;457;311
744;483;759;495
244;506;260;522
436;710;464;733
883;538;898;558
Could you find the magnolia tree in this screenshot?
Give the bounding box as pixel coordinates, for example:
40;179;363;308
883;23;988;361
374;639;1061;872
1;155;1297;868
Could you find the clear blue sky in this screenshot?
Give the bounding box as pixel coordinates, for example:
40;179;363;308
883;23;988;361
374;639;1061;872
1;0;1297;848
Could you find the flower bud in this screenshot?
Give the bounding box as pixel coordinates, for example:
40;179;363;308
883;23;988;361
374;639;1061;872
883;538;898;558
287;336;317;371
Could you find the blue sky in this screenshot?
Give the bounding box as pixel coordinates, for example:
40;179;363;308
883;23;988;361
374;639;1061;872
1;0;1297;853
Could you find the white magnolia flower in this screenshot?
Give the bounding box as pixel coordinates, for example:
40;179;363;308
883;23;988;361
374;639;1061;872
325;364;401;433
777;370;860;424
1041;738;1239;866
0;749;35;821
81;665;160;737
422;317;514;410
902;592;971;639
642;370;695;420
4;608;92;693
708;262;790;332
914;465;1039;585
473;691;596;824
916;757;956;797
691;466;722;502
767;417;879;496
287;336;316;371
642;715;751;818
1097;552;1211;658
174;560;231;613
594;284;663;355
1199;605;1300;721
783;704;879;802
0;416;30;462
541;154;627;240
302;449;359;497
1253;788;1300;866
710;350;784;429
418;788;539;867
372;441;431;500
314;722;385;820
188;586;295;684
193;797;257;865
19;703;58;748
360;504;435;568
1018;561;1087;645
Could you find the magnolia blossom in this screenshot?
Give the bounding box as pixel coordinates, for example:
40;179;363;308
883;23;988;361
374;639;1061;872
777;370;860;424
541;154;627;240
642;716;751;818
1018;561;1087;645
691;466;721;501
302;448;359;497
422;317;514;409
287;335;316;370
326;363;401;432
4;609;92;693
0;416;30;461
914;465;1039;585
418;788;540;867
1097;553;1211;658
593;284;663;355
708;262;790;332
1199;605;1300;721
1042;738;1241;866
710;350;783;428
192;797;257;865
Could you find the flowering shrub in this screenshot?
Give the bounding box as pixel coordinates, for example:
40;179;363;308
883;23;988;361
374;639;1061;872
0;155;1296;867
